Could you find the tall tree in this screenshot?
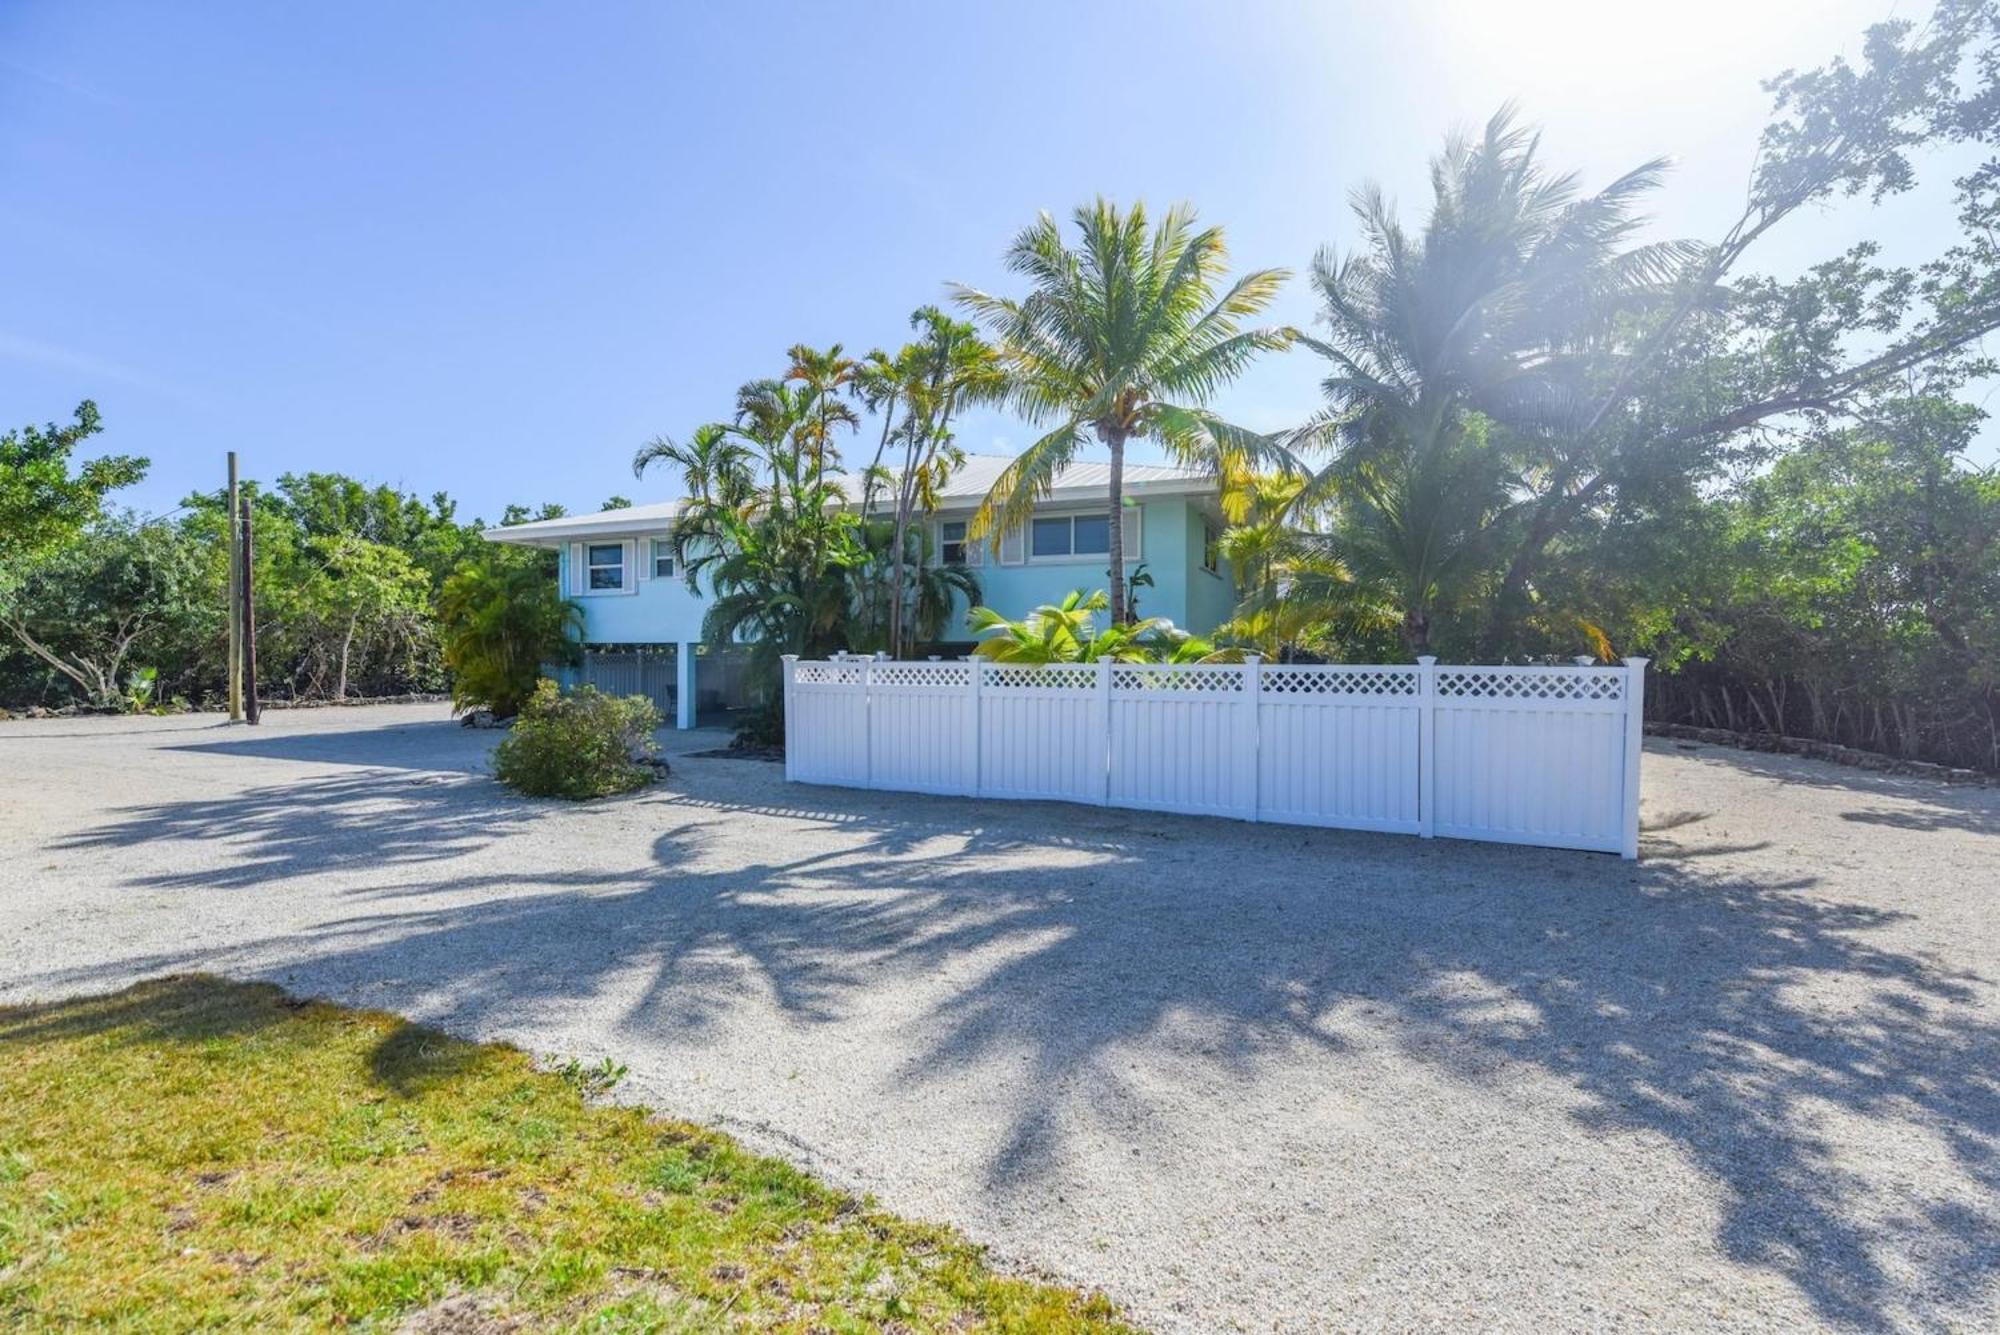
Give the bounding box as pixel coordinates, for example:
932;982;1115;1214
954;199;1292;623
1280;109;1692;653
1478;0;2000;647
0;402;146;571
632;421;755;506
876;307;1004;657
0;515;197;709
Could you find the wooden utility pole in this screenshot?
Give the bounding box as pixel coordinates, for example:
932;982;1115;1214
240;495;260;725
227;452;243;721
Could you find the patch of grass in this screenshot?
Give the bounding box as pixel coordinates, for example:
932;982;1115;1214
0;976;1132;1332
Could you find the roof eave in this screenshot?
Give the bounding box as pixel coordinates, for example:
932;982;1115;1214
926;475;1214;511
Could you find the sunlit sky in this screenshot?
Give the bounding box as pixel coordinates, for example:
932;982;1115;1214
0;0;1982;524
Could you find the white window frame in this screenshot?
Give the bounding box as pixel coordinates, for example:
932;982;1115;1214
1022;509;1140;564
937;518;982;567
572;539;636;596
650;538;675;580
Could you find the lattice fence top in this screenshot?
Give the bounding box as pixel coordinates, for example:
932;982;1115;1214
1110;664;1246;693
794;662;867;686
793;659;1629;704
1435;668;1625;702
869;662;973;688
1261;666;1420;696
983;663;1099;691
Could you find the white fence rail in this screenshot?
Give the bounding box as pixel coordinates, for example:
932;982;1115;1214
783;655;1649;857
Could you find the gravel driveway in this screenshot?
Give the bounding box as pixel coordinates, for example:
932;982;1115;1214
3;704;1996;1332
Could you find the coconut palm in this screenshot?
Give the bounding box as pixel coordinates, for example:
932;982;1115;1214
954;198;1293;624
1278;108;1699;655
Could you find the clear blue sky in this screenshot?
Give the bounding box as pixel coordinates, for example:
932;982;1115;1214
1;0;1979;525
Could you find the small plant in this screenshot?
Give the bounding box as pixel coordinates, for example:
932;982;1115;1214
554;1055;629;1099
491;679;662;799
122;666;157;713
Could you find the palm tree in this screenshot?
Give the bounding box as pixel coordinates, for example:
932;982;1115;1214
1279;108;1697;655
851;346;916;518
954;199;1293;624
785;342;860;498
880;308;1004;658
631;421;755;505
967;589;1229;664
845;520;982;654
437;555;583;718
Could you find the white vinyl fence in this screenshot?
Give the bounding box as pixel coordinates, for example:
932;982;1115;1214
783;655;1650;857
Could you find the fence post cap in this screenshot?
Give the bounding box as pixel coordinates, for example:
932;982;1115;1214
779;653;799;662
1574;655;1597;666
1416;654;1438;665
1623;656;1651;669
1244;652;1262;664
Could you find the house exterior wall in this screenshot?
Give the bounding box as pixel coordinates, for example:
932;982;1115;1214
554;495;1236;647
559;538;709;644
1183;505;1237;638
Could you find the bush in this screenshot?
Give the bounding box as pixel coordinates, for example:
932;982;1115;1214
491;680;662;799
439;556;583;719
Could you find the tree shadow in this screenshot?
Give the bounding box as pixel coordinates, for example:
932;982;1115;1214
38;749;2000;1329
0;974;300;1054
164;717;497;776
0;975;493;1107
53;770;551;889
1674;746;2000;837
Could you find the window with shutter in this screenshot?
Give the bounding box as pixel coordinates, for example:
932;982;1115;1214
585;542;626;591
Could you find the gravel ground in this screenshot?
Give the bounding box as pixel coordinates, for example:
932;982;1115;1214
2;704;1996;1332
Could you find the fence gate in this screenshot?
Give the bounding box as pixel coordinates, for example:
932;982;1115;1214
783;655;1648;857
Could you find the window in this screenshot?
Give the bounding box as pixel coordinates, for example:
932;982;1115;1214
652;539;674;579
1032;505;1144;559
586;542;625;591
940;520;969;566
1029;513;1117;560
1202;521;1220;574
1031;516;1073;557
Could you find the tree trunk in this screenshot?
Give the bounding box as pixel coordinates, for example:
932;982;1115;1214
1105;429;1129;624
337;615;356;700
1402;606;1431;657
887;434;920;659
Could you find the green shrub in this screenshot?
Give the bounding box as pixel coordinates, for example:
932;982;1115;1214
491;680;662;799
439;556;583;718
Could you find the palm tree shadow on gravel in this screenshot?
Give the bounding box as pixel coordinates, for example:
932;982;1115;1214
42;752;2000;1330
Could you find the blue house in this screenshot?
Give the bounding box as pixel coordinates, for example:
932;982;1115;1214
483;455;1237;726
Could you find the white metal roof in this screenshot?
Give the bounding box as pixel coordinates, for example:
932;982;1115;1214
483;454;1213;546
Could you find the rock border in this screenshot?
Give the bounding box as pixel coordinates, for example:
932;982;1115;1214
1646;721;1996;788
0;692;452;722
